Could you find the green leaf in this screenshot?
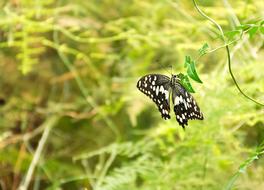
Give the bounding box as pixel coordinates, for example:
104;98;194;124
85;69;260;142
237;23;262;38
259;20;264;34
184;56;203;83
236;24;251;31
198;43;209;56
248;26;258;39
178;73;195;93
184;55;191;68
224;30;241;40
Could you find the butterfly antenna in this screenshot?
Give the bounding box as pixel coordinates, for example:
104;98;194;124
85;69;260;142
154;59;171;75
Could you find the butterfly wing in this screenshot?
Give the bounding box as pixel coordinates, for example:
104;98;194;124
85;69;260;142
172;82;203;128
137;74;171;120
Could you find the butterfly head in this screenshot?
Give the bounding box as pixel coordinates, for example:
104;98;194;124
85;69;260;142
171;74;181;84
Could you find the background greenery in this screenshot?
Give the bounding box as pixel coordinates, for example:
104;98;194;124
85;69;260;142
0;0;263;189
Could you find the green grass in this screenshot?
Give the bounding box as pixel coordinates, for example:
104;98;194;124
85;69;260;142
0;0;263;189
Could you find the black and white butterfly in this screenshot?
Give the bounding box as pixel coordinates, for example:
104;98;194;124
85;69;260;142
137;74;203;128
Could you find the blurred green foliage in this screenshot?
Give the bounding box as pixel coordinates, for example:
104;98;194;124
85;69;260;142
0;0;263;190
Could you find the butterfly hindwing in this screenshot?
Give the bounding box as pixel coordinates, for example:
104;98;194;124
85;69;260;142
172;82;203;128
137;74;171;120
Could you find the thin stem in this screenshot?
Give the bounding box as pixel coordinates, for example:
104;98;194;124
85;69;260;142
226;45;263;106
94;148;117;189
192;0;225;40
196;26;252;62
192;0;264;107
81;160;96;188
18;116;59;190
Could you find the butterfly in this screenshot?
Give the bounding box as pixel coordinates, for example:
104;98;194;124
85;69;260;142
137;74;203;128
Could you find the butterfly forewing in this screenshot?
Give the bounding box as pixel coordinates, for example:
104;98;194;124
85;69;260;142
172;82;203;128
137;74;171;119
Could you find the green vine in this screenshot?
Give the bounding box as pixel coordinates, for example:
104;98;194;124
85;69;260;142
192;0;264;107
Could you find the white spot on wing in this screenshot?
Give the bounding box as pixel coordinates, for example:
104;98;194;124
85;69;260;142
175;96;180;105
156;86;159;96
179;95;183;103
160;86;164;93
183;100;188;109
164;90;169;100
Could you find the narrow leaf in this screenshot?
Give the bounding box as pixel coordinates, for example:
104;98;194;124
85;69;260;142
198;43;209;56
187;60;203;83
184;56;191;68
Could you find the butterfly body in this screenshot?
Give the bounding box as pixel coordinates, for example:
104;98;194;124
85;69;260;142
137;74;203;128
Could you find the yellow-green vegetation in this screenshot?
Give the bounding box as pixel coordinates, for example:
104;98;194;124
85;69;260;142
0;0;263;190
